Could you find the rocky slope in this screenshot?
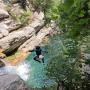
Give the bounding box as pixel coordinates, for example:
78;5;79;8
0;0;56;65
0;1;56;90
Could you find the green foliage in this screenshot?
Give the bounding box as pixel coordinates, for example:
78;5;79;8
59;0;90;39
29;0;60;21
19;10;32;24
45;34;90;89
46;53;82;82
27;0;90;89
10;10;32;25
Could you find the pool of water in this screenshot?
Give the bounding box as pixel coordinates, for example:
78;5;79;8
0;48;54;88
21;37;62;88
0;36;62;88
25;51;52;88
0;52;51;88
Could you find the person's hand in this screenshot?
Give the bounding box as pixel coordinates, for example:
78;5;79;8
28;50;34;52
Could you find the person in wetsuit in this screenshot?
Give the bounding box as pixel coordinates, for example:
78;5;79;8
29;46;45;63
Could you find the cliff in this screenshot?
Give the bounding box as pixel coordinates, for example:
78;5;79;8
0;0;57;65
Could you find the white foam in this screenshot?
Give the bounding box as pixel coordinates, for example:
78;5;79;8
0;62;30;81
16;62;30;81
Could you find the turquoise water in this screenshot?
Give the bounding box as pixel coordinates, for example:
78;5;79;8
22;36;62;88
25;51;51;88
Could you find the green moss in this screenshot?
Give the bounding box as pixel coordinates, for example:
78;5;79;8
10;10;32;24
19;10;32;25
6;4;32;25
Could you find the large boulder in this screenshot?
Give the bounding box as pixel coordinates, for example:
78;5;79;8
0;26;35;55
0;11;45;55
0;74;29;90
19;26;54;52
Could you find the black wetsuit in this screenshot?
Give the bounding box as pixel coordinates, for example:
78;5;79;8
29;47;44;63
35;48;42;58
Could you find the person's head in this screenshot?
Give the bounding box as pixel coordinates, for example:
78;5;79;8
36;46;40;49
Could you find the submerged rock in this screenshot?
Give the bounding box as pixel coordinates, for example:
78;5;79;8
0;74;29;90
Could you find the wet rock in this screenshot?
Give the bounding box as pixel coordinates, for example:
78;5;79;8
0;74;29;90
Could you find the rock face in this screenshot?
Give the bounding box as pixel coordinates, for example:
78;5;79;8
0;22;9;38
0;26;35;55
0;0;47;55
0;74;29;90
19;26;53;52
0;9;9;20
0;0;56;56
0;0;9;38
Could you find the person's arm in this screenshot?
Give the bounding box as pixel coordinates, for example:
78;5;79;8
28;49;35;52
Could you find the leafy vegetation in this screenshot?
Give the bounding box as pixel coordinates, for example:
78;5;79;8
41;0;90;90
